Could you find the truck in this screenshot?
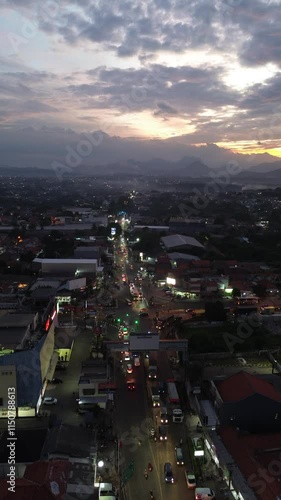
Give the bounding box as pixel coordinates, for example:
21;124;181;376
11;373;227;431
148;384;161;407
172;408;184;423
167;382;184;423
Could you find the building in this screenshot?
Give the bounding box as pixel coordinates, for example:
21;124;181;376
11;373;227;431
212;371;281;433
161;234;205;253
33;258;103;276
0;312;38;351
0;310;58;418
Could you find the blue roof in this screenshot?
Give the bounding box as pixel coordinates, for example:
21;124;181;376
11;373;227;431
0;337;44;406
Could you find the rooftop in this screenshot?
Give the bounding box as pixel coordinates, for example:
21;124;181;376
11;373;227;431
216;371;281;403
219;426;281;500
161;234;204;249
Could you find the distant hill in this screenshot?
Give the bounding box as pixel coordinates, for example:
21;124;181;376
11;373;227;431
1;155;281;188
247;161;281;173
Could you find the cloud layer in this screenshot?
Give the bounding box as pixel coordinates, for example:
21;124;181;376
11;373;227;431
0;0;281;165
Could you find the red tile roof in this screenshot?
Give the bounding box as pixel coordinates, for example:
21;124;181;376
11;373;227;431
192;260;211;267
216;371;281;403
0;480;54;500
219;427;281;500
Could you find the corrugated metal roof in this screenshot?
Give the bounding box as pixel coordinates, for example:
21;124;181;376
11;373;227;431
161;234;204;249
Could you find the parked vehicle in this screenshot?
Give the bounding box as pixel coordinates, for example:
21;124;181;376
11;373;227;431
184;471;196;489
195;487;215;499
49;378;63;384
43;397;57;405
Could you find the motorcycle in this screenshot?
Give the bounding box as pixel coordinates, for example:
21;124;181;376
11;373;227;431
150;428;156;441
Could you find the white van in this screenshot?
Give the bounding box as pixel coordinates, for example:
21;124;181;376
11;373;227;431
99;482;116;500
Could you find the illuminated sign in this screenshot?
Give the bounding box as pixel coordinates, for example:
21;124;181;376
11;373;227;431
166;277;176;285
45;318;51;331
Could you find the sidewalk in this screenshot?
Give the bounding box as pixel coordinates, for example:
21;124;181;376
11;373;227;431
184;403;235;499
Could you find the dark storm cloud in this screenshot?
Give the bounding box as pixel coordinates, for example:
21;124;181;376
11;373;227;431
69;64;239;117
227;0;281;67
154;102;178;116
238;73;281;116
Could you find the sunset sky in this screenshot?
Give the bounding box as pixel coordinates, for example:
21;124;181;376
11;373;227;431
1;0;281;167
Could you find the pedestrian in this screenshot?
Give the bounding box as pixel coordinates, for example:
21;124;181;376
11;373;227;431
144;469;148;479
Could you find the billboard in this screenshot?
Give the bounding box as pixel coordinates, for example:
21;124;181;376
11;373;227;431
130;333;159;351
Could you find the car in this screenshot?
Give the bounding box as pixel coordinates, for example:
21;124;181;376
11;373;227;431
127;379;136;390
164;462;174;483
55;364;66;371
99;482;116;499
185;471;196;489
126;299;132;305
175;447;184;465
195;487;215;499
158;382;167;395
43;397;57;405
139;311;149;317
237;357;247;366
134;357;140;367
127;363;133;374
124;352;131;362
158;425;167;441
49;377;63;384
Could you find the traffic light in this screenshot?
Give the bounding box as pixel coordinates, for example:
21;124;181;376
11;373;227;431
117;318;121;322
135;320;139;325
126;313;129;317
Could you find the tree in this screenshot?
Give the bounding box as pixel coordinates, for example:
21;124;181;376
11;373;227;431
252;283;267;298
205;301;226;322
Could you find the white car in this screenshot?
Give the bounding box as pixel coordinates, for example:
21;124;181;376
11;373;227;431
184;471;196;489
43;397;57;405
237;357;247;366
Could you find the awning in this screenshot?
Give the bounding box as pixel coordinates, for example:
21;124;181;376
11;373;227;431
46;351;59;381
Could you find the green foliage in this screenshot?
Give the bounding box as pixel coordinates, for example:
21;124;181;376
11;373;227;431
205;301;227;321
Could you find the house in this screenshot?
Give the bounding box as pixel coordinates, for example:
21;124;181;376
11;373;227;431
212;371;281;433
218;427;281;500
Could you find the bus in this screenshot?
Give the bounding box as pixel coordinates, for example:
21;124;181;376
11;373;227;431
98;383;117;394
167;382;180;405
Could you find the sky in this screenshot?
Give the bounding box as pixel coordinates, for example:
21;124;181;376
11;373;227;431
1;0;281;169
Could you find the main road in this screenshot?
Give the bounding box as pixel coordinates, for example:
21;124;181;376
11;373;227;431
115;352;197;500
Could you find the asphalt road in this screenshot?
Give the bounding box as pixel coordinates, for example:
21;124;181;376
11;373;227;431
112;237;198;500
115;354;197;500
